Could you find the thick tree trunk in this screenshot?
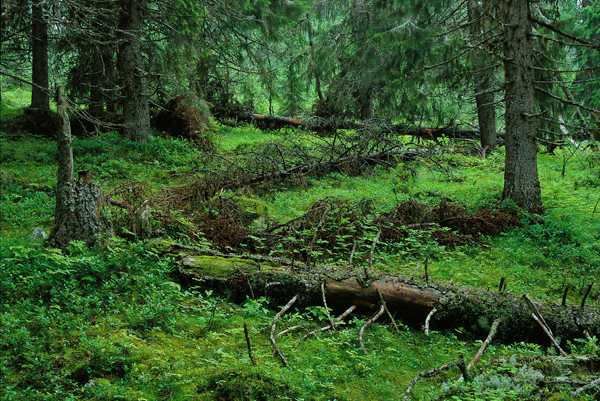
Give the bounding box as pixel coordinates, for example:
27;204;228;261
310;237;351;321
117;0;150;140
468;0;497;151
501;0;543;212
48;88;107;249
31;0;49;111
175;252;600;345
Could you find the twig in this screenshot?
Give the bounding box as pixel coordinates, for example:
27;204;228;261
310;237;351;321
498;277;506;292
524;295;568;357
562;285;570;306
364;230;381;280
424;257;429;284
303;305;356;340
243;322;257;366
424;307;437;336
349;239;357;264
269;295;298;367
402;362;453;401
572;376;600;397
467;318;502;371
377;288;400;334
277;325;304;338
358;303;386;353
321;281;336;330
581;283;593;311
246;276;255;299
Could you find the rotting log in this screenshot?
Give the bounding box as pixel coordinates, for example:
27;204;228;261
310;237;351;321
221;111;479;140
174;253;600;345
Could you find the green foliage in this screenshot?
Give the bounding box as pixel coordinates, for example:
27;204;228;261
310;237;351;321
1;92;599;400
198;370;301;401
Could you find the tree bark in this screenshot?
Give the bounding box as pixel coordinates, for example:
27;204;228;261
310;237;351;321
351;0;373;119
175;253;600;345
468;0;497;151
31;0;49;111
117;0;150;140
306;15;324;103
48;88;107;249
501;0;543;212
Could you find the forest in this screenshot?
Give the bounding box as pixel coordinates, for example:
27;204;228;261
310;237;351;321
1;0;600;400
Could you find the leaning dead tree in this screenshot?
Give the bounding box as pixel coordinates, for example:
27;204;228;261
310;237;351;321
175;253;600;345
48;87;108;248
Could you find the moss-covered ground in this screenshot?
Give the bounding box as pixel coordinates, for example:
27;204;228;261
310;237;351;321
1;89;599;400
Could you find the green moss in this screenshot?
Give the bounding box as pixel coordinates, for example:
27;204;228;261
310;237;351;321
180;255;282;278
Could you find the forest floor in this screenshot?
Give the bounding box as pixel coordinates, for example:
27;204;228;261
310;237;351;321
1;89;600;401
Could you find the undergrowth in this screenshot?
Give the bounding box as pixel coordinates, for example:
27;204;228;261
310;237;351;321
1;90;599;400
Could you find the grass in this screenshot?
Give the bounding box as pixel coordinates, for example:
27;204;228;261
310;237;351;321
1;88;599;400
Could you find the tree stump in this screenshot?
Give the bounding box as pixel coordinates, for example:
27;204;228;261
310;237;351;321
48;88;109;249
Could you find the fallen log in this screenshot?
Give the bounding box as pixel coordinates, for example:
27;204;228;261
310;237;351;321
173;147;421;202
222;111;479;140
174;253;600;345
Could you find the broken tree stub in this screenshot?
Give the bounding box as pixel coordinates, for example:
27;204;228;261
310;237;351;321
48;87;109;249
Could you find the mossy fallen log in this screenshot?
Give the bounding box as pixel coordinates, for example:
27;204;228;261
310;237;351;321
175;253;600;345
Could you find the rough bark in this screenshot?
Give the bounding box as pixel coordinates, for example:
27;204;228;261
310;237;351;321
501;0;543;212
175;252;600;345
468;0;497;151
117;0;150;140
48;88;107;249
351;0;373;119
306;15;324;103
31;0;49;111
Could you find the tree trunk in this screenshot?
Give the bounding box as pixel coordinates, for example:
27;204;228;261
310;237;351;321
352;0;373;119
117;0;150;140
48;88;107;249
31;0;49;111
175;252;600;345
306;15;324;103
468;0;497;151
501;0;543;212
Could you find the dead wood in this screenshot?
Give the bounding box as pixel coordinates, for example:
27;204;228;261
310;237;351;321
402;362;453;401
358;303;386;353
48;87;109;248
175;253;600;345
303;305;357;340
220;111;479;140
243;322;257;366
269;295;298;367
172;147;417;203
467;318;502;371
